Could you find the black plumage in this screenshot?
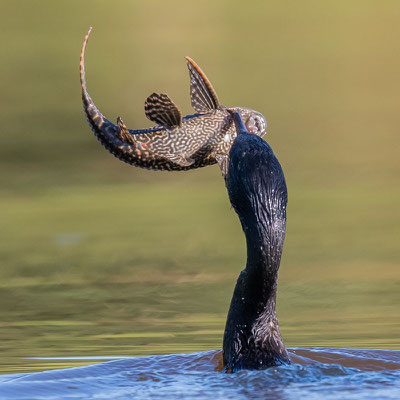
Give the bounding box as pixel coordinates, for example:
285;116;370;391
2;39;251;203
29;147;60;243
223;112;290;372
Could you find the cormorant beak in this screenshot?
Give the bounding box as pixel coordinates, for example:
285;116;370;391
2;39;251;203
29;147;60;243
228;110;250;135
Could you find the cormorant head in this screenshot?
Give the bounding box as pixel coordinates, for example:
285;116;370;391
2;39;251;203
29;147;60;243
230;110;251;135
227;107;267;138
226;111;287;246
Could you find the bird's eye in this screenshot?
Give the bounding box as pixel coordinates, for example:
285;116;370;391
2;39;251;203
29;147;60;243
245;115;266;136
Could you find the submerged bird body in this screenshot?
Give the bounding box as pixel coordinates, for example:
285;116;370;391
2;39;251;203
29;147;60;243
80;28;267;176
223;112;289;372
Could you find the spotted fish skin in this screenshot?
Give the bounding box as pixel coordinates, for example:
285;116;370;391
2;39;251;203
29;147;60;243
80;27;267;176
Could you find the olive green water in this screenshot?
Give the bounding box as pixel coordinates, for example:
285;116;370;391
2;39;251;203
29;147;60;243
0;1;399;374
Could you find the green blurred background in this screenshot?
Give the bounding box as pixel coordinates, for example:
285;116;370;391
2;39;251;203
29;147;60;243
0;0;399;373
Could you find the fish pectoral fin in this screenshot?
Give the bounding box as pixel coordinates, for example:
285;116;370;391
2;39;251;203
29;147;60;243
165;153;195;167
215;153;228;178
185;56;220;113
144;93;182;129
117;116;136;145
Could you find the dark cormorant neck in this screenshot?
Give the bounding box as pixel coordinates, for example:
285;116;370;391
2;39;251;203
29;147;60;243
222;122;289;372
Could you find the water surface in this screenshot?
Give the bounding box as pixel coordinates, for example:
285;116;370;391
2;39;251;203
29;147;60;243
1;348;400;400
0;1;399;398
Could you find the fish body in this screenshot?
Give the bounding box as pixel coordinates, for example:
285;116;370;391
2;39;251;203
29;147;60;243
80;28;267;176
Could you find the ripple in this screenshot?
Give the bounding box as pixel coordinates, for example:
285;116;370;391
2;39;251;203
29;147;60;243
0;348;399;400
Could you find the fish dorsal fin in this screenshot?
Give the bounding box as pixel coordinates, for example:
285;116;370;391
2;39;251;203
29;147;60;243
144;93;182;129
185;57;220;112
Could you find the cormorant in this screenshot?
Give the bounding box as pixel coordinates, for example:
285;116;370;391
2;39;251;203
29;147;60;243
223;111;290;372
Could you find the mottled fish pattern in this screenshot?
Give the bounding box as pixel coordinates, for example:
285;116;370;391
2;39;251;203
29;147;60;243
80;27;267;176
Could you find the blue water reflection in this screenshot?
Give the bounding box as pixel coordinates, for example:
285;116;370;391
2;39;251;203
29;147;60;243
1;348;399;400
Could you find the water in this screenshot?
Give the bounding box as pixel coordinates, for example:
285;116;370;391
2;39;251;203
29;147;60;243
1;1;399;399
1;348;399;399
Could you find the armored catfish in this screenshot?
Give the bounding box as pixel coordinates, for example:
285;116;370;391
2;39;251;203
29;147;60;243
80;27;267;176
